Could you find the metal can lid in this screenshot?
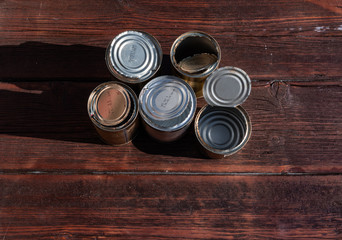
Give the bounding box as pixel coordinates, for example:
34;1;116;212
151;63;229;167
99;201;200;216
106;30;163;83
203;67;251;107
139;75;196;132
88;82;134;129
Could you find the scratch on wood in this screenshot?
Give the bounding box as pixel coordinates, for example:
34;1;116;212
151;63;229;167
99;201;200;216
39;1;42;16
268;81;290;112
2;223;10;240
305;0;342;14
0;83;43;94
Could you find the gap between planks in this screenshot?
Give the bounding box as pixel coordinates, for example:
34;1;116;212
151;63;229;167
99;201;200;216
0;170;342;176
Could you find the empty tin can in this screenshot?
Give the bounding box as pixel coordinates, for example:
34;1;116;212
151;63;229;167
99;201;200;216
87;81;139;145
106;30;163;87
139;75;197;142
194;67;252;158
170;31;221;97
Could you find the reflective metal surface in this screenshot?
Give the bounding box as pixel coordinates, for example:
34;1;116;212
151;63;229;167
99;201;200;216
203;67;251;107
195;105;251;158
106;30;163;84
139;75;196;142
87;81;139;145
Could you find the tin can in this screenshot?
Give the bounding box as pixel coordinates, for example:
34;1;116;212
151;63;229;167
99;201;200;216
170;31;221;97
106;30;163;88
194;67;252;158
87;81;139;145
195;105;251;158
139;75;197;142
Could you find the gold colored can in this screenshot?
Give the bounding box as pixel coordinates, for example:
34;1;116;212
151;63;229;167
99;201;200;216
87;81;139;145
170;31;221;97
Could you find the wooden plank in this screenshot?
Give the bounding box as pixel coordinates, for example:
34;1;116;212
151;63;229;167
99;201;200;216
1;37;342;81
1;0;342;81
0;81;341;173
2;0;342;44
0;174;341;239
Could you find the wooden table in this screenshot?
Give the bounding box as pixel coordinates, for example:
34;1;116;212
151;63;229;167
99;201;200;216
1;0;342;239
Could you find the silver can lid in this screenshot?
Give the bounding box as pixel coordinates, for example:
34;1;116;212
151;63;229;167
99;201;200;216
203;67;251;107
106;30;163;83
139;75;196;132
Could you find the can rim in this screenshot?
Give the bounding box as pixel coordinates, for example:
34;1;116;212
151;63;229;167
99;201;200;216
106;30;163;84
170;31;221;79
194;105;252;156
87;81;139;132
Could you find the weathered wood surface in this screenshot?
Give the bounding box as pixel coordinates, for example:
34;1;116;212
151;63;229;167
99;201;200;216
1;0;342;81
1;0;342;239
1;80;341;173
1;175;342;239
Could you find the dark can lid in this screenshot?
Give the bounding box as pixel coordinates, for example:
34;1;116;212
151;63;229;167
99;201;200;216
106;30;163;84
203;67;251;107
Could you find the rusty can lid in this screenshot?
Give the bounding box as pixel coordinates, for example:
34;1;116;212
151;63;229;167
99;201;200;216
106;30;163;83
203;67;251;107
139;75;196;132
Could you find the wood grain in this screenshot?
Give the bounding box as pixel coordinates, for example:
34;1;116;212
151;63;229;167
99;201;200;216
0;175;341;239
1;0;342;81
1;1;342;238
1;80;341;174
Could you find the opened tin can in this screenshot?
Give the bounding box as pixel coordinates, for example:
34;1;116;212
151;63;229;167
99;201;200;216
139;75;196;142
87;81;139;145
194;67;252;158
106;30;163;88
170;31;221;97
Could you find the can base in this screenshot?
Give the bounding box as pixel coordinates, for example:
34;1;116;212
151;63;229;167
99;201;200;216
143;121;189;143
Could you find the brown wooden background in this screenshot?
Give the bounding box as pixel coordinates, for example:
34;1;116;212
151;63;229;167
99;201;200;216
1;0;342;239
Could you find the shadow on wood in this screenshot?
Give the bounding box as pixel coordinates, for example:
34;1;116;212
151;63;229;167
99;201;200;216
0;42;202;158
0;81;104;144
0;42;110;81
0;42;109;144
132;123;206;159
0;80;206;158
0;41;174;81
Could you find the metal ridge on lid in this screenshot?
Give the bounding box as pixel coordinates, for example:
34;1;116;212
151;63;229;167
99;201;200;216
203;66;251;107
106;30;163;83
139;75;196;132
